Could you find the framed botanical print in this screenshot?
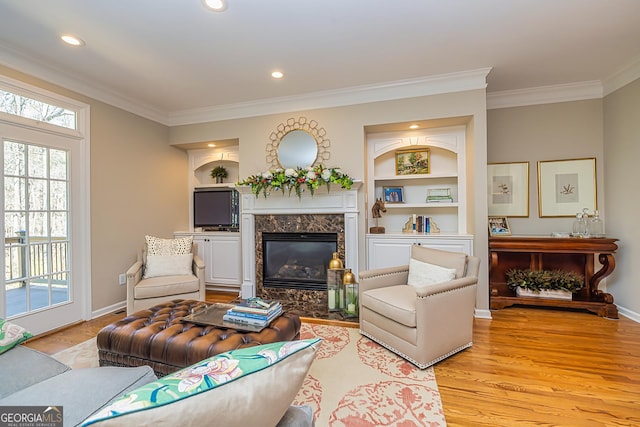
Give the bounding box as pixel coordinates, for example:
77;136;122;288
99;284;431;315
487;162;529;217
538;158;596;217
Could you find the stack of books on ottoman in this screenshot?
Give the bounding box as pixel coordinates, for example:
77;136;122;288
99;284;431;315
223;298;283;329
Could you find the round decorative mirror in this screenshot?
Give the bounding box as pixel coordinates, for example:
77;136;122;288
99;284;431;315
277;130;318;169
266;117;331;169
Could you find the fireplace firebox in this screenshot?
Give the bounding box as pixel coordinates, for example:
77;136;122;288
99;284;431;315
262;232;337;291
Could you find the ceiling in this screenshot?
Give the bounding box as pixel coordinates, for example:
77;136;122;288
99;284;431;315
1;0;639;126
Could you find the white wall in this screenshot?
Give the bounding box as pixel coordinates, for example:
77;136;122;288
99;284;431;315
603;78;640;318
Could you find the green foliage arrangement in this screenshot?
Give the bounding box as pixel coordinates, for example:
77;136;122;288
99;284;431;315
237;164;354;199
210;166;228;179
506;269;584;293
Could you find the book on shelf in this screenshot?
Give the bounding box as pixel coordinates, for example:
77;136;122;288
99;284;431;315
414;215;432;233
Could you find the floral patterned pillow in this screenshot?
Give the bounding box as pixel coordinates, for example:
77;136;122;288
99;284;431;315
0;319;33;354
81;338;321;427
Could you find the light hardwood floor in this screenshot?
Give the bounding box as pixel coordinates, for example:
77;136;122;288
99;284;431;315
25;294;640;426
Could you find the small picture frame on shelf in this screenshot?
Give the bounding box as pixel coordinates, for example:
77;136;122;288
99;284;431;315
383;186;404;203
488;216;511;236
395;148;430;175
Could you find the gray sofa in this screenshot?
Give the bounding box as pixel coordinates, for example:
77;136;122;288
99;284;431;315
0;344;314;427
0;345;156;426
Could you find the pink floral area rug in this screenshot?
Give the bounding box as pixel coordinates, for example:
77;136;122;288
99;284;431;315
296;323;446;427
53;324;446;426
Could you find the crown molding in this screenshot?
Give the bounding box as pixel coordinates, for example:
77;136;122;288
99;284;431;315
487;81;603;110
603;55;640;97
166;68;492;126
0;43;489;126
0;42;168;124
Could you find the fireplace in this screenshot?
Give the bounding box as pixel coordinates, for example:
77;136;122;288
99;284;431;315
262;232;337;291
237;182;361;318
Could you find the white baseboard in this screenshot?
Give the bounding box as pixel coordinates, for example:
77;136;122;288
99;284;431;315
474;308;492;319
92;300;126;319
617;305;640;323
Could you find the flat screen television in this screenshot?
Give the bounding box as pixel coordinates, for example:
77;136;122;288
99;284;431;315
193;188;239;231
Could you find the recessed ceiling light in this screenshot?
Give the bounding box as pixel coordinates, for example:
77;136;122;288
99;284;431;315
202;0;227;11
271;71;284;79
207;143;216;147
60;34;84;46
409;124;420;129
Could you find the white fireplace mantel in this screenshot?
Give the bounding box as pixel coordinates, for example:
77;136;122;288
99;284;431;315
238;182;361;298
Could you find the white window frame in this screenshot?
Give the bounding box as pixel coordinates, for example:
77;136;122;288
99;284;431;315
0;74;91;323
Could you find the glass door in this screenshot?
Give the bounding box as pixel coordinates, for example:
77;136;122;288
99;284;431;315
2;126;87;334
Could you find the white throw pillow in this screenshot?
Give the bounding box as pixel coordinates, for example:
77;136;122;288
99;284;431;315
145;235;193;256
144;254;193;278
407;258;457;288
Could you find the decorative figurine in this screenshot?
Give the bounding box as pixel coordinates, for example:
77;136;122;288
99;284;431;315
369;198;386;234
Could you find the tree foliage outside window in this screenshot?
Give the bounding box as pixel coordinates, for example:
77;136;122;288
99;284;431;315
0;89;76;130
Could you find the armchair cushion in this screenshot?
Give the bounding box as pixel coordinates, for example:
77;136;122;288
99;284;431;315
407;258;456;288
410;244;468;278
361;285;416;327
133;274;200;300
144;253;193;278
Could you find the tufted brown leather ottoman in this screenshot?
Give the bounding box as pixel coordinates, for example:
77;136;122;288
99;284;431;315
97;299;301;377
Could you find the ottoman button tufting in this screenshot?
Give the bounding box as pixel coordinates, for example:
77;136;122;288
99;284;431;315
97;299;301;377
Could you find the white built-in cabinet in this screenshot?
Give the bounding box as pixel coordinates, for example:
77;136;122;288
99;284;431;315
366;234;473;270
175;232;242;292
177;144;242;292
365;126;473;269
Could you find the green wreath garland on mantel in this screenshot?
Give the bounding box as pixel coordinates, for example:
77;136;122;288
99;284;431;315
237;164;354;199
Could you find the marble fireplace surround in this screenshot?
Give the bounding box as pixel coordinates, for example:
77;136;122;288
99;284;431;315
238;184;360;317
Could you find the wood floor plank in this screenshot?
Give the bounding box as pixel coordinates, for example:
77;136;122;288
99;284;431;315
23;297;640;426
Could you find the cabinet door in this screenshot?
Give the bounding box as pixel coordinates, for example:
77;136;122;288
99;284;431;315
206;236;242;285
366;235;474;270
413;237;473;255
366;237;413;269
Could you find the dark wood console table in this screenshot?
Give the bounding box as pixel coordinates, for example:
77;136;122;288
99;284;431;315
489;236;618;318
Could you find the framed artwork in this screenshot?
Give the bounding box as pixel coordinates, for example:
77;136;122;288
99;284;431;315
488;216;512;236
383;186;404;203
395;148;430;175
538;158;596;217
487;162;529;217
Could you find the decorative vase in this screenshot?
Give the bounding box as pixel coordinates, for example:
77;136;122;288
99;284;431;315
215;176;223;184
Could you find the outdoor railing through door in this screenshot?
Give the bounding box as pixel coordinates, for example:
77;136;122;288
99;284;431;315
4;235;68;289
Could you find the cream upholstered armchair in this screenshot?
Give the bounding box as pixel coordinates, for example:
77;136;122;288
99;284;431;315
359;245;480;369
126;236;205;315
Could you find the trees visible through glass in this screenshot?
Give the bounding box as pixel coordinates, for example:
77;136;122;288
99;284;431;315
0;89;76;130
4;139;70;317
